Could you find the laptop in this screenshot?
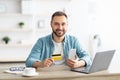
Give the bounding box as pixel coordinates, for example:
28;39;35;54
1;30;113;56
71;50;115;74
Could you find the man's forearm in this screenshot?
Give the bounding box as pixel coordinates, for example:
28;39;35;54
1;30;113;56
32;58;54;68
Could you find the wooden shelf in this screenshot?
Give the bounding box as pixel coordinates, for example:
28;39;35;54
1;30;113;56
0;28;33;32
36;27;51;32
0;13;33;16
0;43;33;47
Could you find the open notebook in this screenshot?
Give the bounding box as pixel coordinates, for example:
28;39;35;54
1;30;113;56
71;50;115;74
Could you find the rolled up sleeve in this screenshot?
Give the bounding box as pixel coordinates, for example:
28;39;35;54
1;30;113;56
75;38;92;67
25;39;42;67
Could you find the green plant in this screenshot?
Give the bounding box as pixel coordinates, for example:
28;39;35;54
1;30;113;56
2;36;11;44
18;22;25;28
93;34;99;39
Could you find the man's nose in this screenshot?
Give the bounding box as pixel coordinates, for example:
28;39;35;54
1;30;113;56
58;24;63;29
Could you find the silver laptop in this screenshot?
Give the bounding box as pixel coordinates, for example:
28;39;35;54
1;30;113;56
71;50;115;74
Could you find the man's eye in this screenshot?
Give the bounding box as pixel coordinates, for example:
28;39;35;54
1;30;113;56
62;23;66;26
54;23;59;25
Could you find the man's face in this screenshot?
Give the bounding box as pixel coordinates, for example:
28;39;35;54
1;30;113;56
51;16;68;37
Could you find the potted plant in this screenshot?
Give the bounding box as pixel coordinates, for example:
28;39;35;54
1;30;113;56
18;22;25;28
2;36;11;44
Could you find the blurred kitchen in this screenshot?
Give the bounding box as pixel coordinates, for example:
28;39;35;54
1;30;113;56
0;0;120;70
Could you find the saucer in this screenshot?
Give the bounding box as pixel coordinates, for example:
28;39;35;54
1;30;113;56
22;72;39;77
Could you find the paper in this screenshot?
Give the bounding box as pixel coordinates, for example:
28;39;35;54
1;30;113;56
4;70;23;74
4;67;25;74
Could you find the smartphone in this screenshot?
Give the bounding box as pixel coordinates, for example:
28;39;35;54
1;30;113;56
69;49;76;59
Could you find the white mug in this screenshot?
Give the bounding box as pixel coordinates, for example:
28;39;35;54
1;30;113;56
23;68;36;75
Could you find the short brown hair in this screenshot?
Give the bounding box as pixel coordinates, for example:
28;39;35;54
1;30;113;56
51;11;67;21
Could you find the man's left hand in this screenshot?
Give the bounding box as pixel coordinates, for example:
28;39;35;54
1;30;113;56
66;56;86;68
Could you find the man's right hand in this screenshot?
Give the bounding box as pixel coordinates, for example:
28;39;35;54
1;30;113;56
41;58;54;67
33;58;54;68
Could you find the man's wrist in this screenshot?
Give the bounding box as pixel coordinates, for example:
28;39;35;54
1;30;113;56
33;61;44;68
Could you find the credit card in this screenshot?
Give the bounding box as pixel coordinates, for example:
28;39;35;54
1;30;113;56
52;54;62;61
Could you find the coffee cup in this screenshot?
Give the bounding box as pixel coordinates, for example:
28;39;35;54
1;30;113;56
22;67;38;76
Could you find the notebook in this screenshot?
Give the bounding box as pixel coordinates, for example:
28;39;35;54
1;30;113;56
71;50;115;74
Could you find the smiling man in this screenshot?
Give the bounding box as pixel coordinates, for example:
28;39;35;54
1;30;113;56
26;11;91;68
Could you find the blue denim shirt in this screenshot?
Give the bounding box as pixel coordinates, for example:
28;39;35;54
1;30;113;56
26;34;91;67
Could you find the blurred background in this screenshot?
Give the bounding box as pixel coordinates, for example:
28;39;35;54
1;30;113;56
0;0;120;70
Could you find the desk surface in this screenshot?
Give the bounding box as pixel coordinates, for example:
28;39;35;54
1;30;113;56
0;63;120;80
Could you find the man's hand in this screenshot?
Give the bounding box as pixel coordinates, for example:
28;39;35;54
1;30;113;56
66;55;86;68
41;58;54;67
33;58;54;68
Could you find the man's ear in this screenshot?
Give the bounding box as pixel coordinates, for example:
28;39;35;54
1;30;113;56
50;21;52;28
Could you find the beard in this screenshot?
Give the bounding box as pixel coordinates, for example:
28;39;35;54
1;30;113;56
53;29;66;37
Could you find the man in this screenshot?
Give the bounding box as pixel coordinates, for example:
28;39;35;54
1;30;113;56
26;11;91;68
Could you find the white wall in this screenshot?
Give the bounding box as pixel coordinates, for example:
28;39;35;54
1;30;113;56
65;0;92;55
90;0;120;70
